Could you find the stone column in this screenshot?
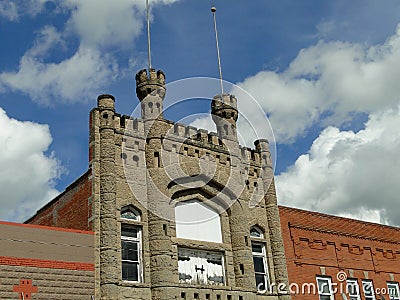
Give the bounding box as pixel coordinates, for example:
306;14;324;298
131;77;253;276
256;139;291;300
98;94;119;299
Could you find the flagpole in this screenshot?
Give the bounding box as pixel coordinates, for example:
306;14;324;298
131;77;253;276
146;0;152;70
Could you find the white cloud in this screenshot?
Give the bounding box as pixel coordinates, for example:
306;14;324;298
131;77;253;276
276;105;400;226
237;25;400;143
0;107;61;222
0;44;118;104
0;0;179;104
0;0;48;20
0;0;18;20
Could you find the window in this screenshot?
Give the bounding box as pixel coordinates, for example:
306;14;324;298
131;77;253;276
388;282;400;300
178;248;225;286
250;226;269;291
316;276;334;300
175;200;222;243
362;280;376;300
121;206;140;221
347;279;361;300
121;224;142;282
252;242;269;291
250;226;264;239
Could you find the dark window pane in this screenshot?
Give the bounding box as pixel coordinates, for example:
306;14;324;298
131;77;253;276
319;296;331;300
252;243;263;253
121;225;138;238
122;262;138;281
318;279;331;294
363;282;373;296
255;274;266;290
253;256;265;273
122;241;138;261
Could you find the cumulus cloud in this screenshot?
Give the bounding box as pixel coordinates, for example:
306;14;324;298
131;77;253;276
0;43;118;104
0;0;48;20
0;107;61;222
0;0;179;104
276;106;400;226
0;0;18;21
237;25;400;143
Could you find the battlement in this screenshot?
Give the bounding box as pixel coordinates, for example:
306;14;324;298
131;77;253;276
135;68;166;101
94;92;269;168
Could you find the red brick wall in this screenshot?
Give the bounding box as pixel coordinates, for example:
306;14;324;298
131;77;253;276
26;170;92;231
279;206;400;299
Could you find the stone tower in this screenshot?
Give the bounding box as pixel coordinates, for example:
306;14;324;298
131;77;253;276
89;67;291;299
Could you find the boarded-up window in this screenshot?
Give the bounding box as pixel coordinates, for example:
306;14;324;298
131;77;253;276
178;248;225;286
175;200;222;243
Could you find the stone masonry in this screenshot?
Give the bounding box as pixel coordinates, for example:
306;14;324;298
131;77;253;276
87;68;292;300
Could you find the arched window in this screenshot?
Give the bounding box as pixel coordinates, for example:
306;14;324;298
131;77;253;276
120;206;142;282
175;200;222;243
250;225;264;239
121;206;140;221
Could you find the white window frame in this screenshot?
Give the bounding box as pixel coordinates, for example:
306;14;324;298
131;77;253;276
387;282;400;300
252;241;269;291
316;276;334;300
121;224;142;283
362;280;376;300
346;278;361;300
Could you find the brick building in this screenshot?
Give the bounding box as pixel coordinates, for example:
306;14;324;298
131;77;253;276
0;67;399;300
279;206;400;299
0;221;94;299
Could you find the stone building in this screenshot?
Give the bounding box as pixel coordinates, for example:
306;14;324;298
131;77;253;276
26;68;292;300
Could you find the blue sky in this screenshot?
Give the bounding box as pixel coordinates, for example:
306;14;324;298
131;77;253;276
1;0;400;225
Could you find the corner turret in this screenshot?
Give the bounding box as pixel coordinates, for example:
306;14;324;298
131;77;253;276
211;94;238;141
135;68;166;120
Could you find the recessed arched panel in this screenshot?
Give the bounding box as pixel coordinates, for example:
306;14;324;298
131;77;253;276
250;225;264;239
175;200;222;243
121;206;141;221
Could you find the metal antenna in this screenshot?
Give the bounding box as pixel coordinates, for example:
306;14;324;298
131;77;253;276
211;3;224;96
146;0;152;70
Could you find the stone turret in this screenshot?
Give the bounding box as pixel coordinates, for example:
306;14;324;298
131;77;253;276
211;94;238;141
136;68;166;120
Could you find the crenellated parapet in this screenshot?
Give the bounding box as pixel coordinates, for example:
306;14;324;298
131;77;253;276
135;68;166;101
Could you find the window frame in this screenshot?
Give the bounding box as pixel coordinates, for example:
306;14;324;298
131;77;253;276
387;282;400;300
252;241;270;292
316;276;335;300
362;279;376;300
177;247;226;286
346;278;361;300
121;223;143;283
